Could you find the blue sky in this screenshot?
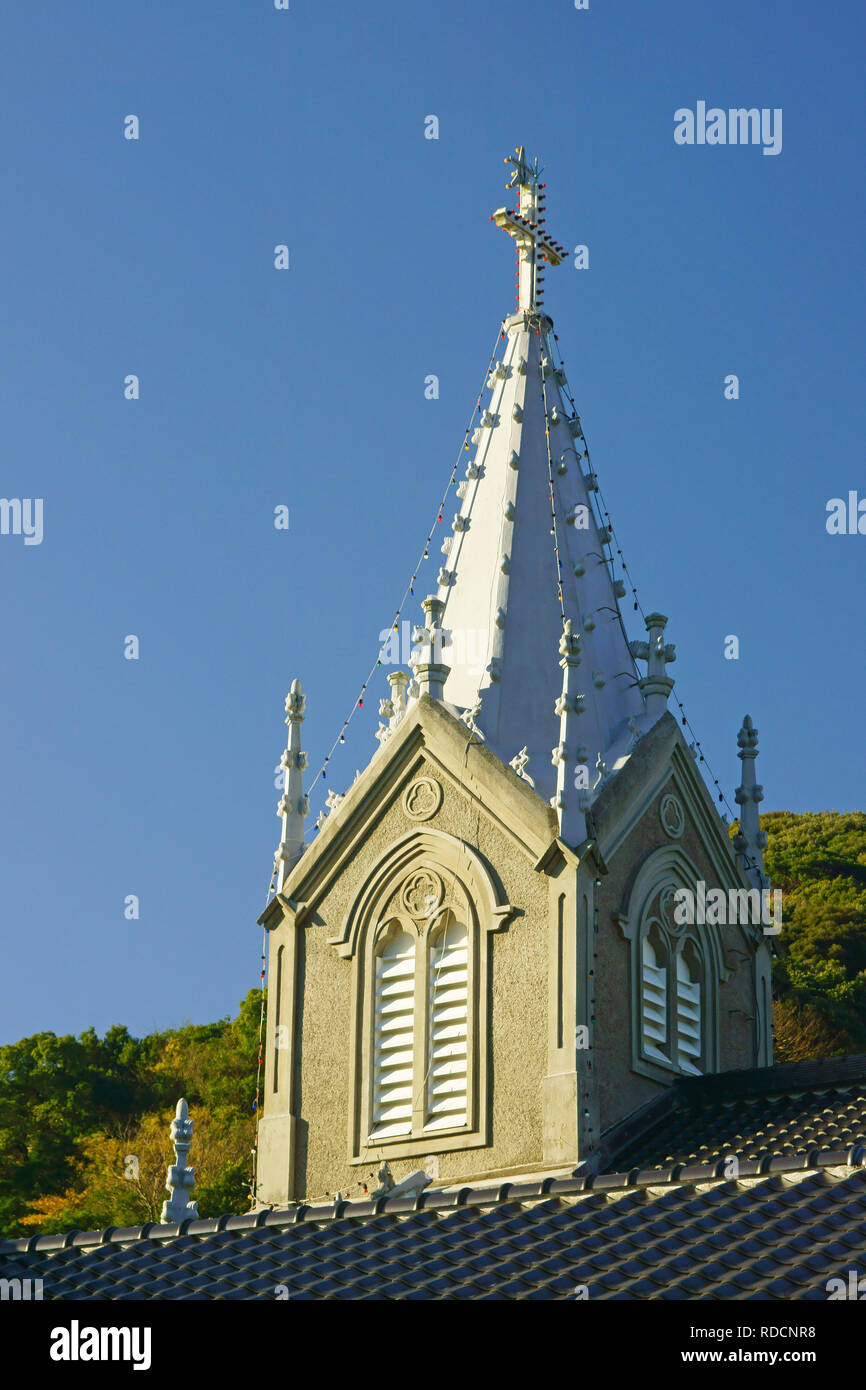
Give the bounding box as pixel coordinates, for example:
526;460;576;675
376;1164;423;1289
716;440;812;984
1;0;863;1044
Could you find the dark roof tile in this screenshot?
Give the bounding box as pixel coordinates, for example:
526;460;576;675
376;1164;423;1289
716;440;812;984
7;1060;866;1300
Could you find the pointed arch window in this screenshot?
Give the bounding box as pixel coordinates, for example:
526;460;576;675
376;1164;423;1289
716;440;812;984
638;923;705;1076
345;831;514;1164
620;847;728;1084
369;912;472;1144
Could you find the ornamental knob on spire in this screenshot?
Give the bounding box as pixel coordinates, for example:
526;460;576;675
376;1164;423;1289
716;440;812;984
733;714;770;890
160;1098;199;1225
275;678;309;890
491;147;566;315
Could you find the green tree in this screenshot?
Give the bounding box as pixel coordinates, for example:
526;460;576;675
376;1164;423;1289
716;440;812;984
0;992;261;1237
757;812;866;1059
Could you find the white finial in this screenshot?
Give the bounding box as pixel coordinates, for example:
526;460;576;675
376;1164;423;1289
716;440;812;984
275;680;309;890
160;1098;199;1225
629;613;676;723
492;148;565;314
387;671;410;729
733;714;770;890
412;596;450;701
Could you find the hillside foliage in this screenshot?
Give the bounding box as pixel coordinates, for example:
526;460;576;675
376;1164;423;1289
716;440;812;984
0;991;260;1238
760;811;866;1061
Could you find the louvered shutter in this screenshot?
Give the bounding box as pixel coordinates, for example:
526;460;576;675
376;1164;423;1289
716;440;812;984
676;951;702;1075
425;919;468;1130
641;936;668;1061
371;929;416;1138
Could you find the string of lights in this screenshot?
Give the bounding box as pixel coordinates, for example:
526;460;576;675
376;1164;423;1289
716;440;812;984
303;324;506;802
536;321;608;743
538;323;567;623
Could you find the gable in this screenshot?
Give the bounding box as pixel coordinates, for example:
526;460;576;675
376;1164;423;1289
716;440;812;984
267;693;558;932
591;712;754;898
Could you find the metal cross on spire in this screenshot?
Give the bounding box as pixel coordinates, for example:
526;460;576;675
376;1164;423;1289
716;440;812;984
491;146;567;313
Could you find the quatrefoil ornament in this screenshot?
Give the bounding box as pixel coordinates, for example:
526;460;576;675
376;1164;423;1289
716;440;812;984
400;870;444;920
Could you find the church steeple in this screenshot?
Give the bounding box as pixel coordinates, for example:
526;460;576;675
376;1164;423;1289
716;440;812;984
417;149;648;812
255;153;775;1208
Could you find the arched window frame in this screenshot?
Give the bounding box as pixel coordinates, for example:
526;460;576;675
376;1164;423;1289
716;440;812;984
335;829;515;1164
638;922;709;1078
367;907;472;1144
616;845;730;1083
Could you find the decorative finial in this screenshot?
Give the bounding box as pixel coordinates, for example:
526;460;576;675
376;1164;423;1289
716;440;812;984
411;596;451;701
492;149;565;315
160;1098;199;1225
734;714;770;890
505;146;534;189
629;613;676;723
386;670;410;730
275;679;309;889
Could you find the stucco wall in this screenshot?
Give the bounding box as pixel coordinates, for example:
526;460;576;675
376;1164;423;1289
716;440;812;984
295;753;552;1200
596;775;758;1134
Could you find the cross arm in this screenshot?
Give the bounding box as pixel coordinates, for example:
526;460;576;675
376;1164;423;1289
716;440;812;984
491;207;566;265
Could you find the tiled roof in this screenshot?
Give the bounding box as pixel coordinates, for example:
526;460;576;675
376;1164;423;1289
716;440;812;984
611;1055;866;1172
3;1056;866;1300
2;1150;865;1300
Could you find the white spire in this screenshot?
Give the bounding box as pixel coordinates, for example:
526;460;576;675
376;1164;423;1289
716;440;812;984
734;714;770;889
160;1098;199;1225
419;150;645;803
275;679;308;890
